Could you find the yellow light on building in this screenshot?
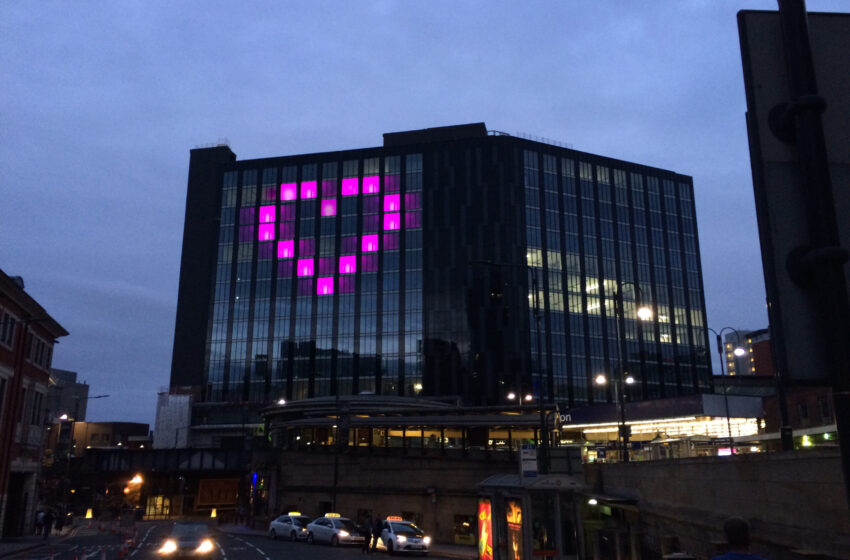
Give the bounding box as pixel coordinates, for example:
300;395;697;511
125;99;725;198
210;508;217;518
85;508;93;519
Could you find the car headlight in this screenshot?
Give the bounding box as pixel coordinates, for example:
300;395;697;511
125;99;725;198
397;535;407;543
159;539;177;554
424;536;431;545
196;539;215;554
301;527;308;532
338;530;350;537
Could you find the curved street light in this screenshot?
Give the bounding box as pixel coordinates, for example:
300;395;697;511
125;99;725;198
706;326;745;452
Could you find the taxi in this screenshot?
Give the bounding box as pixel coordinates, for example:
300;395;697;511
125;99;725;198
306;513;366;546
268;512;311;541
379;516;431;554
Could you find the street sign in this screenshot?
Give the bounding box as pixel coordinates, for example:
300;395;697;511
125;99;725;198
519;444;537;477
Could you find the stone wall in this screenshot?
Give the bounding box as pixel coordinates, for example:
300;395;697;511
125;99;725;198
589;448;849;559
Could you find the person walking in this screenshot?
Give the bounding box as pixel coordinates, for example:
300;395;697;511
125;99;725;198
371;515;383;553
360;515;373;554
35;509;45;536
42;510;54;540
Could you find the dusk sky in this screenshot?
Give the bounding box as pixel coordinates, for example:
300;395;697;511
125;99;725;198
3;1;846;425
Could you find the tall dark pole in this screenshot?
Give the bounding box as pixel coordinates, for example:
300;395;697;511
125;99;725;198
709;328;736;451
613;289;630;462
776;0;850;506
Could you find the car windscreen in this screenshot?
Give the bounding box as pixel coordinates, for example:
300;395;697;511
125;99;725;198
294;516;311;527
333;519;358;531
390;522;422;535
172;523;210;537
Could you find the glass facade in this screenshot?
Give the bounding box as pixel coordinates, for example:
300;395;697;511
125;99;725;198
179;125;709;412
204;155;423;403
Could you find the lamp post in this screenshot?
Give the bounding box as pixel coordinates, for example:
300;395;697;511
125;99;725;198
707;327;745;452
606;282;652;463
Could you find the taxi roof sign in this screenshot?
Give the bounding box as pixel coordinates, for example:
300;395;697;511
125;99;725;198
386;516;403;521
325;513;341;518
288;511;302;516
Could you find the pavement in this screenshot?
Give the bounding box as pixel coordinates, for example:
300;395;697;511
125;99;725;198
216;523;477;559
0;524;77;558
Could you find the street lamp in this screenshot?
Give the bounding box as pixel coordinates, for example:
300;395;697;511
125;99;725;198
609;282;652;462
706;327;745;452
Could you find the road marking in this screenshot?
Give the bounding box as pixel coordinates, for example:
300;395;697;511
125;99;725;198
127;525;155;559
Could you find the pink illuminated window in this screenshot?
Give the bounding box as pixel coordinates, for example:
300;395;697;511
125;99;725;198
259;205;276;223
361;254;378;272
321;199;337;217
278;261;294;277
297;279;313;296
278;240;295;259
362;234;379;252
339;255;357;274
317;277;334;295
383;233;399;250
258;242;274;259
300;180;317;199
279;222;295;238
339;276;355;293
299;238;315;256
321;179;337;197
281;182;297;201
239;225;254;241
319;257;334;275
297;258;314;277
239;208;255;224
258;223;275;241
363;215;380;232
384;194;401;212
385;175;400;192
341;236;358;253
280;204;296;221
405;212;421;228
383;213;400;231
405;193;421;210
363;175;380;194
341;177;358;196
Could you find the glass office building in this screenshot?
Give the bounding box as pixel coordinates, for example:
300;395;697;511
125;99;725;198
170;123;711;420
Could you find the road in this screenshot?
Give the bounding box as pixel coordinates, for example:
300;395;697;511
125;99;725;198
4;522;448;560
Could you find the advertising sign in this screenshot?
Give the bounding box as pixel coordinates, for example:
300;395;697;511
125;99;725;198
505;499;523;560
477;499;493;560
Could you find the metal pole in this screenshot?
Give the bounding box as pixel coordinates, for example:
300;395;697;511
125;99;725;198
613;289;630;462
777;0;850;506
715;333;735;451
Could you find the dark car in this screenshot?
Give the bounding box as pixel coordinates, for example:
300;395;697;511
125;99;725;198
158;522;218;557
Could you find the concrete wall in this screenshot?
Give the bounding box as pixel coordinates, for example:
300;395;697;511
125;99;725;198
267;449;515;544
590;448;849;559
153;393;192;449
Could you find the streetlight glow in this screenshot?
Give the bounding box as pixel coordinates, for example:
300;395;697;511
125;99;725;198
506;392;516;400
594;374;607;386
277;398;286;405
636;306;653;321
625;375;636;385
523;393;533;402
733;347;746;357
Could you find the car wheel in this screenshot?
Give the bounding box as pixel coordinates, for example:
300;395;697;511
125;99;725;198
270;529;277;540
331;535;339;547
388;540;394;554
290;530;297;542
307;533;314;544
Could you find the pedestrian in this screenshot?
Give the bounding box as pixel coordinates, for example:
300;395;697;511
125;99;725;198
371;515;383;553
710;517;767;560
360;515;373;554
43;510;54;540
35;509;45;536
55;510;66;535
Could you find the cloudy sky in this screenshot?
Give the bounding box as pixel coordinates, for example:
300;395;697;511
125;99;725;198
2;1;845;425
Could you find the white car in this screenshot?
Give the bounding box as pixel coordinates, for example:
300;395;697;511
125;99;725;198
306;514;366;546
268;512;312;541
380;517;431;554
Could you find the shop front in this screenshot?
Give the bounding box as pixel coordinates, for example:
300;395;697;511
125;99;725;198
477;473;585;560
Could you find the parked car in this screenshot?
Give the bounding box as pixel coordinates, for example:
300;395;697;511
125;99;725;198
268;512;312;541
158;522;218;557
380;517;431;554
306;513;366;546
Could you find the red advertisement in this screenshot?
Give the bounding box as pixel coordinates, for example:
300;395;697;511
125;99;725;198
478;499;493;560
506;499;523;560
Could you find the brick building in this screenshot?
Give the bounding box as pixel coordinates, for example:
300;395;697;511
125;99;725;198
0;270;68;538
